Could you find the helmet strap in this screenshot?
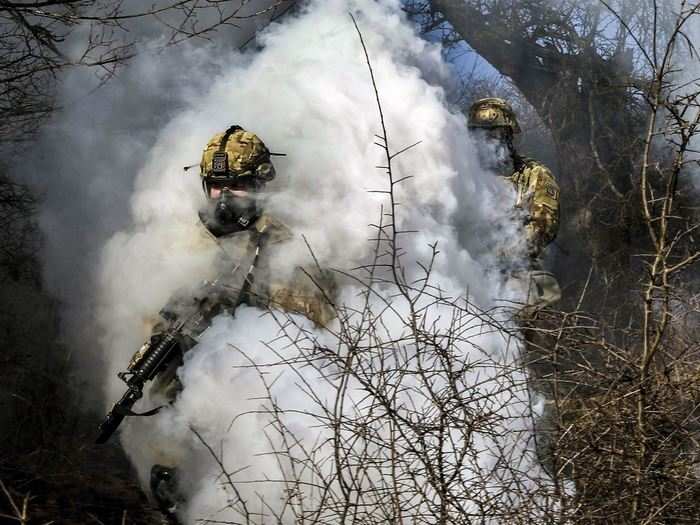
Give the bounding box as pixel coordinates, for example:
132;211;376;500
218;125;243;153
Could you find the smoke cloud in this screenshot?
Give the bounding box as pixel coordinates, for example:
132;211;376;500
25;0;545;522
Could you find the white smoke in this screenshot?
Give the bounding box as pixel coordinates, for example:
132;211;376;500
93;0;545;522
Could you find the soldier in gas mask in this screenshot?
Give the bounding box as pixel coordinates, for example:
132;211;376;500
140;125;336;521
467;97;561;308
195;125;336;323
468;98;565;474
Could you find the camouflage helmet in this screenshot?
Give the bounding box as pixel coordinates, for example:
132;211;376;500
467;98;521;134
200;125;276;185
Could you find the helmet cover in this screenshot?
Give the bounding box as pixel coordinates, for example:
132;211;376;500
467;98;521;134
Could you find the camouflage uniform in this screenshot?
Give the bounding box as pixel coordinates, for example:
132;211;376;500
197;213;336;329
146;212;336;400
469;98;563;474
197;127;336;328
508;154;561;308
144;126;335;520
468;97;561;308
142;127;335;400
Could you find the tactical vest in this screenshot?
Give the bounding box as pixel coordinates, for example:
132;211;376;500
506;156;561;308
507;156;560;258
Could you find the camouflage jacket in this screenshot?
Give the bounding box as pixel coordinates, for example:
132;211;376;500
201;213;336;328
141;213;336;401
507;156;560;259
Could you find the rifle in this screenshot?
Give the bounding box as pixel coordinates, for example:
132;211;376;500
96;231;266;444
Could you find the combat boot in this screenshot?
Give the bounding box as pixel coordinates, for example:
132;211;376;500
150;464;183;525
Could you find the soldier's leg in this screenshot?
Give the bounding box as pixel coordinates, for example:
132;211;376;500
150;464;182;524
147;356;186;522
520;269;562;317
510;269;565;474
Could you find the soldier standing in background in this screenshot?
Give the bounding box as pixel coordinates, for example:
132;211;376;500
467;97;561;308
468;98;564;474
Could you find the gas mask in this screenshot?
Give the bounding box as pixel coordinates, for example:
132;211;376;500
200;181;262;236
473;128;514;175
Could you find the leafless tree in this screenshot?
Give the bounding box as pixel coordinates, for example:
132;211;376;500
0;0;297;281
0;2;297;523
508;2;700;522
0;0;295;146
4;1;700;523
405;0;688;314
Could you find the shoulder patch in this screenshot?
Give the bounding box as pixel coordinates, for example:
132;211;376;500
545;184;559;199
